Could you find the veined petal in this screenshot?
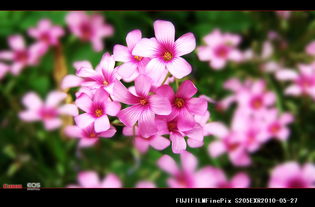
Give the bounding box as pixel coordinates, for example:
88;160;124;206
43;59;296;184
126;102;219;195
94;115;110;133
117;105;143;127
170;132;187;154
176;80;197;99
149;95;172;115
112;80;139;105
74;113;95;128
175;32;196;56
75;93;93;112
187;97;208;115
177;108;195;132
138;109;157;138
117;62;138;79
154;20;175;43
126;29;142;49
132;38;159;58
166;57;192;79
135;75;152;97
61;75;83;89
105;101;121;116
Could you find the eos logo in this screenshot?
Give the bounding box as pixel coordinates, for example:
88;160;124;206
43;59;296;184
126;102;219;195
27;182;41;190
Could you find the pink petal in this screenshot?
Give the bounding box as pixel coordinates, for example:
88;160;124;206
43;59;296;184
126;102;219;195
204;122;229;138
113;44;130;62
170;133;187;154
231;172;250;188
92;88;110;103
276;69;298;81
112;80;139;105
126;29;142;49
132;38;159;58
157;154;179;175
187;97;208;115
79;138;98;148
150;135;170;150
135;75;152;97
136;181;156;188
149;95;172;115
175;32;196;56
74;113;95;128
0;51;14;60
176;80;197;99
64;125;83;138
180;151;198;173
197;46;212;61
285;85;302;96
94;115;110;133
146;58;167;84
117;105;143;127
78;171;100;188
19;110;40;121
138;109;157;138
46;91;67;107
76;66;97;78
155;85;175;100
75;93;92;112
187;139;204;148
9;35;25;50
11;63;24;75
185;125;204;142
99;52;115;73
134;137;150;153
99;126;116;138
166;57;192;79
22;92;43;110
211;58;226;69
73;61;93;72
177;108;195;131
101;173;122;188
208;141;226;157
154;20;175;43
117;62;138;79
105;101;121;116
44;118;62;130
61;75;83;89
58;104;79;116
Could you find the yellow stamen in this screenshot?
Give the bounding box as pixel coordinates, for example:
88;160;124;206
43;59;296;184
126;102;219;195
163;51;173;61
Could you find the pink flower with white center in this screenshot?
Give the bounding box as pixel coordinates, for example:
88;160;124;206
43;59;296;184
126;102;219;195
268;162;315;188
155;80;208;131
135;181;156;188
19;91;78;131
66;11;113;52
0;62;9;79
132;20;196;82
74;88;121;133
28;19;64;48
306;41;315;56
197;29;243;70
65;123;116;148
156;116;204;154
62;53;119;95
258;108;294;141
276;63;315;100
68;171;122;188
113;75;172;137
122;125;170;154
157;151;218;188
113;29;150;82
0;35;46;75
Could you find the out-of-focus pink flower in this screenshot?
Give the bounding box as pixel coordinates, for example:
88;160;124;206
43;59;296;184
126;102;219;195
135;181;156;188
65;123;116;147
62;53;120;95
155;80;208;131
66;11;113;52
68;171;122;188
19;91;78;130
74;88;120;133
197;29;243;70
156;116;204;153
28;19;64;48
268;162;315;188
0;35;46;75
0;62;9;79
132;20;196;82
122;125;170;153
113;75;171;137
276;63;315;100
276;11;291;20
113;29;150;82
306;41;315;56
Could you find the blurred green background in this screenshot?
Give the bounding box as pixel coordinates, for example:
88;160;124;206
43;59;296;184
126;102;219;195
1;11;315;187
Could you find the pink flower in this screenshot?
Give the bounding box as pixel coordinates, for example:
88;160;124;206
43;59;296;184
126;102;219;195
122;125;170;154
132;20;196;82
113;29;150;82
66;11;113;52
197;29;243;70
0;35;45;75
74;88;121;133
155;80;208;131
276;63;315;99
306;41;315;56
156;115;204;154
268;162;315;188
19;91;78;130
135;181;156;188
28;19;64;48
65;123;116;148
68;171;122;188
62;53;120;95
113;75;172;137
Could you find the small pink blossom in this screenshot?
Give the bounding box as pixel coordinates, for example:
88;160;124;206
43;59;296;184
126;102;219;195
68;171;122;188
74;88;121;133
19;91;78;130
269;162;315;188
66;11;114;52
113;29;150;82
197;29;243;70
132;20;196;82
113;75;172;137
28;19;64;48
0;35;46;75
